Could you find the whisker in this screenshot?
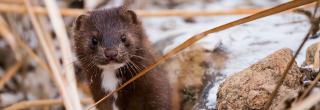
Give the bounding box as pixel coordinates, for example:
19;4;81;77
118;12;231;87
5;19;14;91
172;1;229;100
134;48;145;52
125;64;136;90
119;67;124;80
129;54;148;61
129;60;143;72
128;62;138;74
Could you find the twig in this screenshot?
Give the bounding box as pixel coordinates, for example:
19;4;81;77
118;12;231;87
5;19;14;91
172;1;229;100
0;3;84;17
294;9;320;39
1;18;53;78
313;42;320;68
4;98;93;110
24;0;76;110
0;15;23;90
290;90;320;110
0;60;23;89
0;13;52;77
0;3;291;17
1;5;86;109
263;1;319;110
0;2;316;18
0;15;19;59
16;38;52;76
37;17;58;62
29;0;60;68
43;0;82;110
298;1;320;101
87;0;317;109
263;27;311;110
298;70;320;101
0;0;24;4
136;9;265;17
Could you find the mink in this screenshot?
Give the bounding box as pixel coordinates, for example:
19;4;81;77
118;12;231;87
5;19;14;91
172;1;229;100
72;6;172;110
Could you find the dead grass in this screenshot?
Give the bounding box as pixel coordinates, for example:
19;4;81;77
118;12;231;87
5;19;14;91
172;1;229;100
0;2;314;17
0;0;318;109
88;0;318;109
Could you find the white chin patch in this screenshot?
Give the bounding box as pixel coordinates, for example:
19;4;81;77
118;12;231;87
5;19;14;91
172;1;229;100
97;63;125;70
99;63;124;91
99;63;124;110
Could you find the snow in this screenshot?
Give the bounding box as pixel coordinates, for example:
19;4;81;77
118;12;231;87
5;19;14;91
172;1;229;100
3;0;319;109
142;2;320;109
206;80;223;109
0;93;23;106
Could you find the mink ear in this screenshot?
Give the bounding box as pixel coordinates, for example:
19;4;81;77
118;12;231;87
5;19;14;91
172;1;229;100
73;13;89;30
126;10;139;24
120;9;139;24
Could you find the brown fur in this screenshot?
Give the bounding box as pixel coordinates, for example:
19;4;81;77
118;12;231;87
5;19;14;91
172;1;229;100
72;7;171;110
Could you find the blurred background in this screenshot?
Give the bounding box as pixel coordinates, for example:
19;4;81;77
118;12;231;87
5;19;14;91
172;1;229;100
0;0;319;110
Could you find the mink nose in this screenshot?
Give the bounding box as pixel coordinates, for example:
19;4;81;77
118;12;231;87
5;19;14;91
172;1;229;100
104;50;118;60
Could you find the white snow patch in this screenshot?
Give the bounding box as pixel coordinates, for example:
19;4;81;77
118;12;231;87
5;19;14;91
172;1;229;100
140;0;320;109
144;13;320;109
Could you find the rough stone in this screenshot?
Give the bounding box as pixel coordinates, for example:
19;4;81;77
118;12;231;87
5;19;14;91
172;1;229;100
216;48;304;110
163;44;227;110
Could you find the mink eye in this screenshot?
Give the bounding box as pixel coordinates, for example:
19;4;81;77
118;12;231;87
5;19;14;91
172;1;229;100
120;34;127;42
91;37;98;45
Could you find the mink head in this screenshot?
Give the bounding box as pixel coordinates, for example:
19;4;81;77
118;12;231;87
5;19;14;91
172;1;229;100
72;7;146;68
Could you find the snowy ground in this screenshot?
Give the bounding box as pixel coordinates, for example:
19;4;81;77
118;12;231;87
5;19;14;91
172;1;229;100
142;3;320;109
2;0;319;109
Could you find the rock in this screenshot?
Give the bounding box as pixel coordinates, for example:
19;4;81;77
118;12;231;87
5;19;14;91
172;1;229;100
302;42;320;69
283;83;320;110
193;43;229;110
163;44;228;110
216;48;304;110
164;45;213;110
301;42;320;81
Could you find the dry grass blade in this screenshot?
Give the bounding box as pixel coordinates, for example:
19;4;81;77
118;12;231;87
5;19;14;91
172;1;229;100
263;26;311;110
298;1;320;101
0;0;24;4
263;1;319;110
24;0;75;109
87;0;317;109
17;38;52;75
290;90;320;110
43;0;82;110
314;43;320;68
37;17;58;61
0;3;312;17
0;15;22;90
0;60;22;89
0;3;84;17
0;15;53;79
4;98;94;110
299;68;320;101
0;16;19;59
0;3;262;17
137;9;264;17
